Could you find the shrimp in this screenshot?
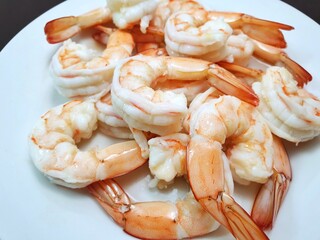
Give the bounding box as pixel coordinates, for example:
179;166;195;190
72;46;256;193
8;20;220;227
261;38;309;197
44;0;160;43
88;179;221;239
252;135;292;230
50;28;134;99
223;65;319;142
164;9;233;61
111;55;258;136
96;92;133;139
253;67;320;142
186;94;272;239
28;100;146;188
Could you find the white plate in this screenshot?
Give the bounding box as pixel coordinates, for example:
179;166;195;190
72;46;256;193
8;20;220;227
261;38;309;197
1;0;319;239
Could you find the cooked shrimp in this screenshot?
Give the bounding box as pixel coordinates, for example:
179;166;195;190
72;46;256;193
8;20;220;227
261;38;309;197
225;66;319;142
44;0;160;43
252;135;292;230
96;92;133;139
50;28;134;99
29;100;146;188
187;95;272;239
164;9;233;61
88;179;221;239
111;55;258;136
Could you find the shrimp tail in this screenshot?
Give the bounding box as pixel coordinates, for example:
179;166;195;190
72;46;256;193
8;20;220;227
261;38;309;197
208;64;259;106
45;8;112;44
209;12;293;48
45;16;81;44
253;41;312;86
188;136;268;240
242;25;287;49
240;15;293;48
251;135;292;230
87;179;129;227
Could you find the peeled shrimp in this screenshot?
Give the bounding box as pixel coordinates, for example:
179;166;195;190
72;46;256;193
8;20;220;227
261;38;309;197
111;55;258;136
164;9;233;61
187;94;272;239
44;0;160;43
88;179;221;239
50;28;134;99
251;67;320;142
29;100;146;188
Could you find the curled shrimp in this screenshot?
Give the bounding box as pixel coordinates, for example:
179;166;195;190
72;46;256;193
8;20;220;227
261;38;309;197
29;100;146;188
252;67;320;142
88;179;221;239
186;94;272;239
111;55;258;136
50;28;134;99
222;65;319;142
45;0;160;43
164;9;233;61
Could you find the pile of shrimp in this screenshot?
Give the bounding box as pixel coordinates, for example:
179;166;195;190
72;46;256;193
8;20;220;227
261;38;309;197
28;0;320;239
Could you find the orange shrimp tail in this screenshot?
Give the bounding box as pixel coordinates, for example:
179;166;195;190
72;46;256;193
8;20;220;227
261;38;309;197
251;135;292;230
242;25;287;48
45;16;80;44
208;65;259;106
87;179;129;227
253;41;312;86
279;52;312;87
188;137;268;240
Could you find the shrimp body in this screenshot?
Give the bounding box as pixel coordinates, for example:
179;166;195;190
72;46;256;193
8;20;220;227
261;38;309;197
29;100;146;188
187;94;272;239
111;55;258;135
107;0;161;29
252;67;320;142
51;29;134;99
96;93;133;139
88;179;220;239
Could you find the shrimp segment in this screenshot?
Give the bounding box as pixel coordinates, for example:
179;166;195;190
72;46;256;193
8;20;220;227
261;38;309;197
111;55;258;135
29;100;146;188
252;135;292;230
187;95;272;239
96;93;133;139
88;179;220;239
51;28;134;99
